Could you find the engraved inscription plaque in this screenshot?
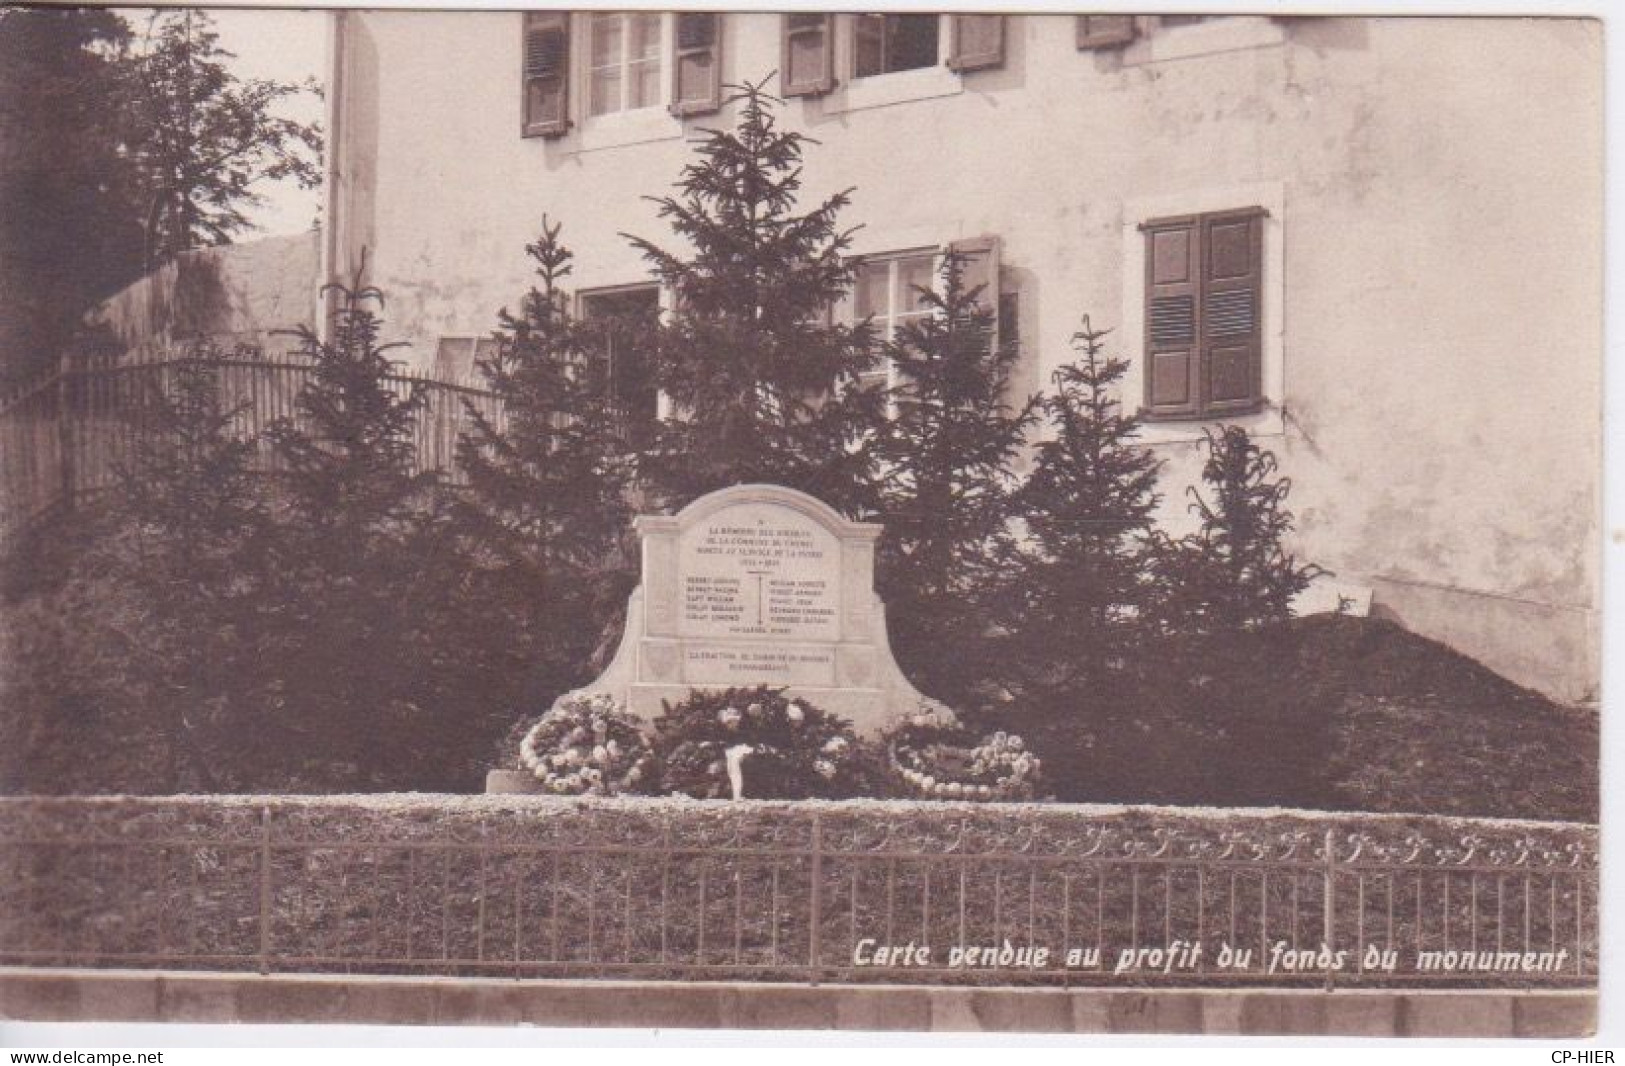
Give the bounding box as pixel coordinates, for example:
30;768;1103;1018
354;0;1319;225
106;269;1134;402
677;502;841;641
564;483;929;734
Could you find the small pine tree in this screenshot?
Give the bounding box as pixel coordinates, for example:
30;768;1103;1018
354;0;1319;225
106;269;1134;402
67;342;267;790
873;252;1038;709
1157;424;1325;636
625;78;885;516
261;282;463;788
1009;316;1162;702
268;281;431;539
453;219;636;712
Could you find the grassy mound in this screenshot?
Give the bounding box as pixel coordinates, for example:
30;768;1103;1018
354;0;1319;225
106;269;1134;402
1304;615;1598;822
1004;615;1597;823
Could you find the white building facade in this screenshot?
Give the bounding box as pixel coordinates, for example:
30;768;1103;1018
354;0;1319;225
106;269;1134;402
321;12;1602;702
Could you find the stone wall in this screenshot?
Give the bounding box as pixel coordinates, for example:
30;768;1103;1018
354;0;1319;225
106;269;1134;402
84;231;320;359
0;970;1596;1036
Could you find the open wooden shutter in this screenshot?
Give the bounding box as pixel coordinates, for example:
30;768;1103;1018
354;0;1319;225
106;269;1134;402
522;11;571;138
670;12;722;116
948;15;1004;72
1199;209;1264;415
782;13;835;97
1076;15;1139;50
1142;216;1200;417
948;235;1002;353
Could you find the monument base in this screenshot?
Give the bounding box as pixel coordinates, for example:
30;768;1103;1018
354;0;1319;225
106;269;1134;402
485;769;543;795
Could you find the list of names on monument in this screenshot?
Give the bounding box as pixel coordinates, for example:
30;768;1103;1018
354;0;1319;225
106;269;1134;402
676;503;841;641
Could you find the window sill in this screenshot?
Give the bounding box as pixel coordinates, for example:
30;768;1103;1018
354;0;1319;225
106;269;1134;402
1135;403;1284;447
822;64;963;115
1122;16;1286;67
571;107;685;154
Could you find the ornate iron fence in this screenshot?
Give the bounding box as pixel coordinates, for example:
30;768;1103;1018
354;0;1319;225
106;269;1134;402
0;798;1596;988
0;349;501;533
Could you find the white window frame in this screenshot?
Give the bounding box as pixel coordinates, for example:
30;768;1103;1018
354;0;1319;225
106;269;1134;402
1120;181;1286;445
572;13;684;153
1122;15;1287;67
824;14;962;115
850;13;943;80
584;11;664;118
838;247;943;415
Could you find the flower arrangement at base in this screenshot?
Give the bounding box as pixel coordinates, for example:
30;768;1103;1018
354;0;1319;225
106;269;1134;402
517;691;658;796
885;700;1043;801
652;686;867;799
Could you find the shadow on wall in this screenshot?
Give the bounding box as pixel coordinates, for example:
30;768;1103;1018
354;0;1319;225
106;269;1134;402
84;231;321;358
1367;577;1599;706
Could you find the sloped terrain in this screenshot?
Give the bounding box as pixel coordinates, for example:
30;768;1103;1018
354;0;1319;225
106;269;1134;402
1008;615;1598;823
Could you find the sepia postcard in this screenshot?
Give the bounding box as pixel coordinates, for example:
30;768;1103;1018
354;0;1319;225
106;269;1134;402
0;4;1605;1042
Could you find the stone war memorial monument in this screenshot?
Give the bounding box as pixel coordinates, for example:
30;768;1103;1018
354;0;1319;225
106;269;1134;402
585;483;924;731
489;484;928;793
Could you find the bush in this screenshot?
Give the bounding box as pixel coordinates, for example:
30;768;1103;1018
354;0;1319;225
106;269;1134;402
651;686;869;800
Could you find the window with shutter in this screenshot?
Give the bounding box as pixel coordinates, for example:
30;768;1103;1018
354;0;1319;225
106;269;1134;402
1142;208;1264;419
670;12;722;116
947;234;1002;356
522;11;571;138
1076;14;1139;50
580;285;662;446
947;14;1004;73
782;14;835;97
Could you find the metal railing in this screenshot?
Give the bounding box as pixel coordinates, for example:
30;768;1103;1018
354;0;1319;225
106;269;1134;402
0;798;1596;988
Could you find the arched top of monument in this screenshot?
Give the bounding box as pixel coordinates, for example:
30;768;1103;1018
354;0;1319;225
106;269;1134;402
635;483;881;541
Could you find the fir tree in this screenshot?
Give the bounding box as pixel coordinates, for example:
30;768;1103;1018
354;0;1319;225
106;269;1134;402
873;251;1038;709
88;342;267;789
1009;316;1162;701
261;281;465;788
124;8;323;269
625;78;884;516
1157;424;1325;635
0;7;145;383
453;219;636;710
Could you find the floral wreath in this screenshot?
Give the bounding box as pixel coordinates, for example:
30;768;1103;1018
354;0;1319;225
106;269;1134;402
518;690;657;796
885;699;1042;801
652;685;864;800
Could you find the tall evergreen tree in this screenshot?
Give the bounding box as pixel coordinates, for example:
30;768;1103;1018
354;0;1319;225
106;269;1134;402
625;79;884;516
4;343;269;792
453;219;636;710
1008;317;1162;702
260;282;465;788
0;7;144;383
97;343;269;789
124;8;322;270
873;252;1038;709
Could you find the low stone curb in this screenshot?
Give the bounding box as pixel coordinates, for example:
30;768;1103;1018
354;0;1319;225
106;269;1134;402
0;968;1596;1036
